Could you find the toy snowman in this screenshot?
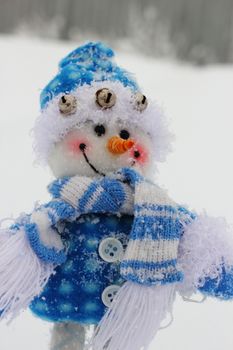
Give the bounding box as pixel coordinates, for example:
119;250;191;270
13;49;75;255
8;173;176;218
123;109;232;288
1;42;233;350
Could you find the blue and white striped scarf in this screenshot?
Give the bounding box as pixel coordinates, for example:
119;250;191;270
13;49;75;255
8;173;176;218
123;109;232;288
22;168;194;286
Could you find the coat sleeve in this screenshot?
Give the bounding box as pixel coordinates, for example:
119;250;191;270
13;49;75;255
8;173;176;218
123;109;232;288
177;213;233;300
23;199;76;264
0;199;77;321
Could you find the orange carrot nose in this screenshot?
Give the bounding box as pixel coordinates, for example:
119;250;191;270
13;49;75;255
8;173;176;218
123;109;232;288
107;136;135;155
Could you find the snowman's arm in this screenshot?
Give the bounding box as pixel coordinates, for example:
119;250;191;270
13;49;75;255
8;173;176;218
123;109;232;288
0;224;55;321
23;199;77;264
0;199;77;321
198;265;233;300
177;213;233;300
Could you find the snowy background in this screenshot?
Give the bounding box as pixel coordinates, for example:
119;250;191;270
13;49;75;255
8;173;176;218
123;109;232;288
0;35;233;349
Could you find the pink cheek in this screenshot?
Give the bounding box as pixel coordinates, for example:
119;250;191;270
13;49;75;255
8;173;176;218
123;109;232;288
65;137;90;155
130;144;149;165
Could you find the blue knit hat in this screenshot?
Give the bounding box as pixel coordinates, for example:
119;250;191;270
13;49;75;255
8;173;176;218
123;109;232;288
40;42;139;109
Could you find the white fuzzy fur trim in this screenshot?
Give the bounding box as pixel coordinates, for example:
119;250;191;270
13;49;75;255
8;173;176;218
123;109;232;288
178;213;233;297
31;210;64;250
33;81;173;165
91;281;176;350
0;227;55;321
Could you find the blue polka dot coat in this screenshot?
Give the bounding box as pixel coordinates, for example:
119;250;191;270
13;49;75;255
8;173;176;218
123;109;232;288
30;214;133;324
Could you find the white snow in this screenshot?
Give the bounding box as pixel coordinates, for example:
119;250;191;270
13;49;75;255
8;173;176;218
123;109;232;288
0;34;233;349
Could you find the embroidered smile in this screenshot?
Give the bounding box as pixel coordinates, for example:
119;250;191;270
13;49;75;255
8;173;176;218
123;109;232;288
79;143;105;176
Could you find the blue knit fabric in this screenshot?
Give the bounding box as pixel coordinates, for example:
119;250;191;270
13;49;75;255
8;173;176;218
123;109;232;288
48;168;190;285
40;42;139;109
120;204;184;285
199;265;233;300
79;178;126;213
30;214;133;324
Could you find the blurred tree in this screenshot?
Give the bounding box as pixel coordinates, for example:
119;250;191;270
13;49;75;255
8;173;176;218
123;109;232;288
0;0;232;64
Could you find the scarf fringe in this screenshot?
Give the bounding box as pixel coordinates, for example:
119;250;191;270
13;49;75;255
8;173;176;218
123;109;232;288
91;281;176;350
0;227;55;322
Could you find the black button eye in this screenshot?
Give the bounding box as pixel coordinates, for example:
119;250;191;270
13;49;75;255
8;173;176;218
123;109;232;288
94;124;106;137
119;130;130;140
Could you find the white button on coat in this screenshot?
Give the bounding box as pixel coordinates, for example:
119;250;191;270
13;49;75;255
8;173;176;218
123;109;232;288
102;285;121;307
98;237;124;263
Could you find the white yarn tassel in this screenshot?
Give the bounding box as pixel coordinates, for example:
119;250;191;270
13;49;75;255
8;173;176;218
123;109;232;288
0;227;55;321
91;281;176;350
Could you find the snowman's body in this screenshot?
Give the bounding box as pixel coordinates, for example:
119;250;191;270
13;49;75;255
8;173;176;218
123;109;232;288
1;42;233;350
30;214;133;324
28;44;161;349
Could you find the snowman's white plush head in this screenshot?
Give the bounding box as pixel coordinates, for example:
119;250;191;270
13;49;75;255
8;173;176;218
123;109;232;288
34;43;172;179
